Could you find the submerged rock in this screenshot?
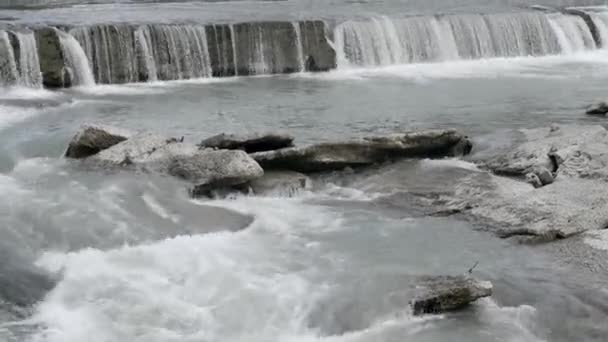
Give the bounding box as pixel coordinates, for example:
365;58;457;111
199;132;294;153
252;129;472;173
65;124;130;159
410;275;492;316
586;101;608;115
169;149;264;197
247;170;311;196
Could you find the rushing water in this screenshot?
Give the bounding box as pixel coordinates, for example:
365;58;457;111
2;1;608;342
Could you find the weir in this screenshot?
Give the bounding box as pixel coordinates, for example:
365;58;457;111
334;12;599;67
1;9;608;88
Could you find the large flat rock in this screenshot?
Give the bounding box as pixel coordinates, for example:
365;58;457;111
252;129;472;173
438;125;608;242
485;124;608;179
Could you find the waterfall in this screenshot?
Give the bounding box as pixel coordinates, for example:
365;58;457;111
143;25;212;81
70;25;139;84
14;32;43;87
229;24;239;75
57;30;95;86
293;22;305;72
134;26;157;82
0;30;42;87
0;31;19;86
70;24;212;83
586;11;608;47
334;12;599;68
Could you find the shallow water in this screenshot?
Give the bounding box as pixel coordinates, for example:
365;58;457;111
2;0;608;340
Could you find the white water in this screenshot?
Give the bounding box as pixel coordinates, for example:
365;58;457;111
135;26;158;82
57;31;96;87
334;12;598;68
293;22;305;72
0;31;19;86
587;11;608;47
15;32;43;88
0;31;42;87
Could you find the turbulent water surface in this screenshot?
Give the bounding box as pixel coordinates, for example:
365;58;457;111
2;0;608;342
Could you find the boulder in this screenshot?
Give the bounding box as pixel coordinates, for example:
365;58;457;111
252;129;472;173
586;101;608;115
65;124;131;159
168;149;264;197
246;170;311;196
410;275;492;316
199;132;294;153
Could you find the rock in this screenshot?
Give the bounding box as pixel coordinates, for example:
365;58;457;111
410;275;492;316
485;125;608;179
247;170;311;196
34;27;70;88
83;131;264;196
586;101;608;115
525;172;543;188
65;124;131;159
252;129;471;173
299;20;336;72
534;167;554;186
525;167;554;188
89;132;173;166
199;132;294;153
168;149;264;197
443;162;608;242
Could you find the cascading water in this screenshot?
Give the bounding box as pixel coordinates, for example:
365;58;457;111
0;30;42;87
585;11;608;47
56;30;96;87
134;26;158;82
145;25;213;81
70;24;212;83
70;25;139;84
14;32;43;87
0;31;19;86
334;12;599;68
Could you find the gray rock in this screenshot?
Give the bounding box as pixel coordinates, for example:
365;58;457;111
89;132;172;166
65;124;131;159
199;132;294;153
410;275;492;316
34;27;70;88
525;172;543;188
168;149;264;197
535;167;554;186
247;170;311;196
252;129;472;173
524;167;554;188
443;163;608;242
485;124;608;179
586;101;608;115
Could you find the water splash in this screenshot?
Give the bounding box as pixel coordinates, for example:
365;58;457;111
56;30;95;87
